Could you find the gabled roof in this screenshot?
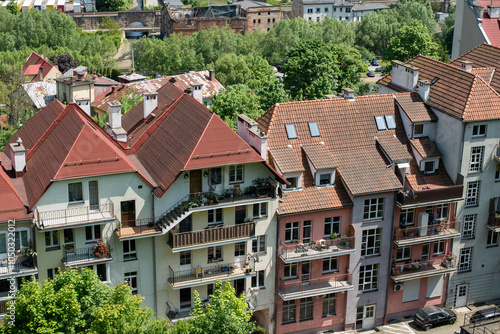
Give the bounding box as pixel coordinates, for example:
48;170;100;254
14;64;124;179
269;147;304;174
376;135;412;162
409;137;442;158
60;66;87;79
21;52;60;82
395;93;436;123
0;168;30;222
302;144;336;170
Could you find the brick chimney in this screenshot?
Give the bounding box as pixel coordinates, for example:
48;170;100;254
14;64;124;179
418;80;430;102
209;70;215;81
237;114;267;160
107;101;127;143
143;92;158;119
391;60;419;91
342;88;355;101
75;98;91;116
38;65;44;81
10;137;26;177
460;60;473;72
191;83;203;104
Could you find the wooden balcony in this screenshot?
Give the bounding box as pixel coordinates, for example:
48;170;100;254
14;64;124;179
391;256;457;283
35;199;115;230
279;237;355;263
167;222;255;251
394;221;461;246
278;272;353;301
167;262;255;289
0;255;37;278
62;242;112;266
114;217;162;240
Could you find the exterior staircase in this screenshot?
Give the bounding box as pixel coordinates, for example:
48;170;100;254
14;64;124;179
157;199;192;234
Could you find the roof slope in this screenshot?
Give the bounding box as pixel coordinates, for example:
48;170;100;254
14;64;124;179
23;80;56;109
0;169;30;222
21;52;60;82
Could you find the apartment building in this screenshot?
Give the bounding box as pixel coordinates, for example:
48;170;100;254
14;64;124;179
379;49;500;307
291;0;389;22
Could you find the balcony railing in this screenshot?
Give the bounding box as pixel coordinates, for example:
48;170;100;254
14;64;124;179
0;255;37;277
494;145;500;162
278;272;353;300
35;199;115;229
63;243;112;266
168;222;255;249
391;255;457;283
394;221;461;245
396;174;464;207
168;262;254;288
488;199;500;229
115;217;162;240
279;236;355;263
0;299;11;316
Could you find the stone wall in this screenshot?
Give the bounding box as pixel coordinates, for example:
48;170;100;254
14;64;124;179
68;10;161;30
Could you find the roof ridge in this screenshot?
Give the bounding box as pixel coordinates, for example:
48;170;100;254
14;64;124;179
412;54;477;79
184;113;215;171
452;43;497;63
463;75;500;119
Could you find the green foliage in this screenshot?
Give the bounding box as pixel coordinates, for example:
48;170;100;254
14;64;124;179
256;77;290;111
100;17;121;36
6;1;18;14
385;20;442;62
439;4;455;54
214;53;274;90
119;88;143;114
96;0;132;11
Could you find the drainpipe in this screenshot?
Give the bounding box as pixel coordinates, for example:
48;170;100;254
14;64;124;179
274;213;280;334
383;191;398;325
152;191;158;316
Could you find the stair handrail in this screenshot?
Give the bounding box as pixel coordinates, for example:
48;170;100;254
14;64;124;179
158;194;191;222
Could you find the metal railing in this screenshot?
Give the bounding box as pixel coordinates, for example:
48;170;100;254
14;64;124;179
63;243;111;265
36;198;115;229
396;174;464;206
278;272;352;297
488;198;500;228
0;299;11;315
115;218;162;238
392;255;457;277
394;220;460;241
168;222;255;249
168;262;253;286
0;255;37;277
279;236;355;260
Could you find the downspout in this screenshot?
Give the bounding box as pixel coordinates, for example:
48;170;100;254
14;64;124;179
274;213;280;334
383;191;398;325
152;191;158;316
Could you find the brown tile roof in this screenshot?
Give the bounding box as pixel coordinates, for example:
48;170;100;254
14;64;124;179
395;93;436;122
409;137;442;158
269;147;304;174
0;168;31;222
470;67;495;84
405;159;455;191
376;134;412;162
302;144;336;170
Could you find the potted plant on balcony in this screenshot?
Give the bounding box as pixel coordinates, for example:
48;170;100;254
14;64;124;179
20;244;37;267
340;236;349;247
329;233;337;240
93;240;109;258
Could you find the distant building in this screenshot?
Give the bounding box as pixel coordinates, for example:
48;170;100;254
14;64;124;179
21;52;61;83
22;80;56;110
243;4;291;32
291;0;389;22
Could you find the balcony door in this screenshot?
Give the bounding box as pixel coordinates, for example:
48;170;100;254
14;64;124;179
356;304;376;330
301;261;310;283
89;181;99;210
190;170;202;195
180;288;191;310
121;200;136;227
234;278;245;297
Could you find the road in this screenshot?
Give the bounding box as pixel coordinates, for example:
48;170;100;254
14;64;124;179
361;65;384;84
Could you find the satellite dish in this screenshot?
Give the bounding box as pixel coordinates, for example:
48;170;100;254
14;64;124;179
277;187;283;198
255;254;260;263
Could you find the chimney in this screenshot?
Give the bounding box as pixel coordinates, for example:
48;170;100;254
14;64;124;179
460;60;473;72
209;70;215;81
75;98;92;116
237;114;267;160
473;5;484;19
38;65;44;81
143;92;158;119
342;88;355;101
391;60;419;91
10;137;26;177
487;5;500;18
191;83;203;104
107;101;127;143
418;80;430;101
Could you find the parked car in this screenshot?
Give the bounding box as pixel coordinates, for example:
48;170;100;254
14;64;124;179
413;306;457;331
364;59;370;64
469;307;500;324
367;70;375;77
372;58;380;66
375;66;387;72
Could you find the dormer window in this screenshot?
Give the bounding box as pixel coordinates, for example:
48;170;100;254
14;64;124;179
319;173;331;185
316;169;335;187
420;158;439;174
424;161;434;172
285;124;297;139
308;122;320;137
414;123;424;136
283;172;302;191
286;177;298;189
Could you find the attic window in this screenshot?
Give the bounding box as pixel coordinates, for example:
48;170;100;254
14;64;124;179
285;124;297;139
375;116;387;131
308;122;320;137
384;115;396;129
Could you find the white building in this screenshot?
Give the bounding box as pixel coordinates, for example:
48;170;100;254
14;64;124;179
291;0;389;22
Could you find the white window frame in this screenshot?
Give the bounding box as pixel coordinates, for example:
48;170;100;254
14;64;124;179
85;225;101;242
462;214;476;240
318;172;333;186
285;222;299;242
487;230;499;246
396;245;412;261
124;271;138;295
433;240;445;255
123;239;136;261
469;146;484;172
322;293;336;317
465;181;480;207
359;264;379;292
13;228;29;252
208;208;223;225
436;204;449;221
322;257;338;273
234;242;246;257
45;230;59;249
229;165;243;184
361;228;381;257
400;209;414;226
252;203;267;218
302;220;312;244
207;246;222;262
282;300;296;324
251;270;265;289
413;123;424;136
324;217;340;238
68;182;83;203
284;262;298;280
299;297;314;321
86;263;110;283
363;198;384;220
285;123;297;139
472;124;486;137
209;167;222;186
458;247;472;272
252;235;266;253
180;250;191;266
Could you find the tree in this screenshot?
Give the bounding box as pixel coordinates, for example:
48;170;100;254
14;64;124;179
256;77;290;111
96;0;131;11
439;4;455;54
1;63;33;126
6;1;18;14
119;88;142;114
173;280;262;334
385;21;441;62
214;53;274;90
49;53;78;74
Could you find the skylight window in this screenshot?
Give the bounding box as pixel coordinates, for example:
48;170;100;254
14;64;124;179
285;124;297;139
308;122;320;137
375;116;387;131
384;115;396;129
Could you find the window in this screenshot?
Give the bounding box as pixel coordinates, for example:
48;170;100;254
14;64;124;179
251;270;265;288
333;7;336;11
180;251;191;265
359;264;379;291
229;165;243;183
14;229;28;251
324;7;328;12
235;242;246;256
208;246;222;262
235;205;246;224
324;217;340;237
319;173;331;186
495;164;500;181
45;231;59;249
424;161;435;172
47;268;57;280
282;300;296;323
396;245;412;261
253;19;256;23
361;228;381;256
207;284;214;296
286;177;298;189
487;230;499;246
285;124;297;139
123;240;136;260
308;17;312;20
253;203;267;218
87;263;107;281
339;7;343;11
323;257;338;273
465;181;480;207
422;242;430;259
284;263;298;279
346;7;351;12
268;18;271;23
303;220;312;243
323;293;336;317
209;168;222;185
436;204;449;221
299;297;314;321
285;222;299;242
0;233;5;254
414;123;424;136
252;235;266;253
316;7;320;12
68;182;83;203
469;147;484;172
307;8;313;13
375;116;387;130
208;209;223;225
124;272;138;295
433;240;445;255
400;209;414;225
472;124;486;137
85;225;101;242
273;18;275;22
363;198;384;220
458;247;472;272
384;115;396;129
462;214;476;239
63;229;74;253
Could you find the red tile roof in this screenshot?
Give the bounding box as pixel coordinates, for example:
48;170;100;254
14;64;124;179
395;93;436;123
269;147;304;174
21;52;60;82
0;168;31;222
302;144;337;170
409;137;442;158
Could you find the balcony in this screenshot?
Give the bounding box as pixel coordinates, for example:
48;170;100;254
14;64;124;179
396;175;463;207
488;199;500;232
494;145;500;162
167;222;255;251
278;273;353;301
391;255;457;283
167;262;255;289
0;298;11;318
394;221;461;246
35;199;115;230
0;255;37;278
62;242;112;266
114;217;162;240
279;237;355;263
